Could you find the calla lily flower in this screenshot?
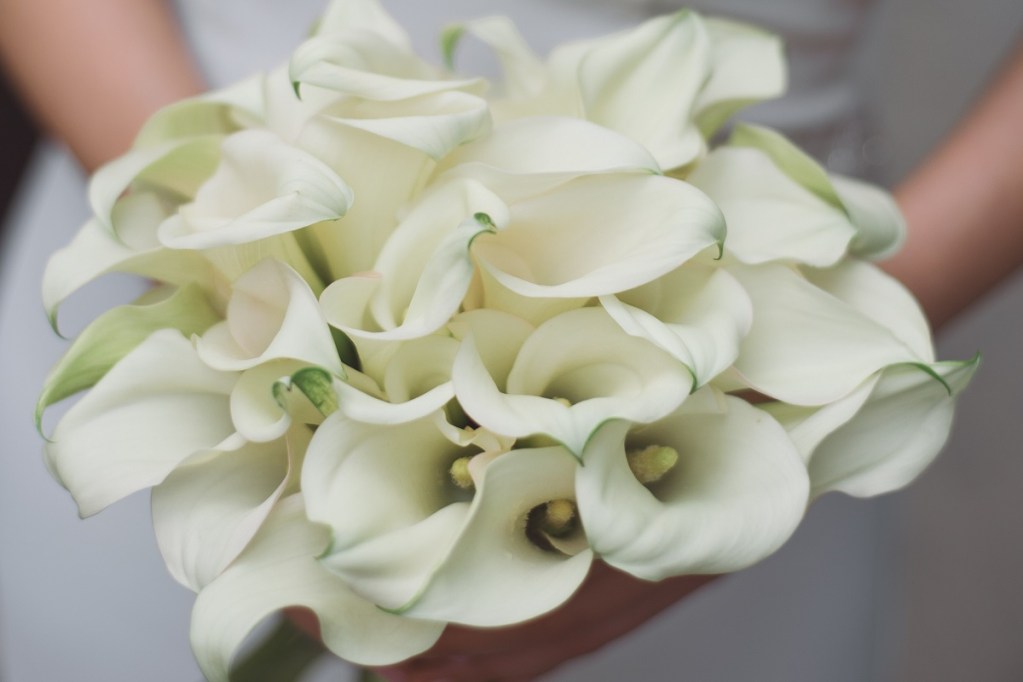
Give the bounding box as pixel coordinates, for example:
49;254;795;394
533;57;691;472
320;178;504;341
191;495;444;682
453;307;693;456
600;262;753;387
196;258;342;373
688;125;905;266
304;412;592;627
151;427;308;592
472;172;724;303
728;263;926;405
576;389;808;580
764;357;979;498
446;11;785;169
44;330;241;517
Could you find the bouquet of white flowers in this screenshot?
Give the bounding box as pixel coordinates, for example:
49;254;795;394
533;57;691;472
38;1;976;678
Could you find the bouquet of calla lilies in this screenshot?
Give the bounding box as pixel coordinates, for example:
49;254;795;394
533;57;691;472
38;0;976;678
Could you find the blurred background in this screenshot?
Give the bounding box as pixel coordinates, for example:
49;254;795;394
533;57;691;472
1;0;1021;680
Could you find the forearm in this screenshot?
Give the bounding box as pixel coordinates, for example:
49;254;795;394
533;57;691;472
885;39;1023;329
0;0;204;171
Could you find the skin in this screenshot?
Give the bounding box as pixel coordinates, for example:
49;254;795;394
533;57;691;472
1;3;1021;681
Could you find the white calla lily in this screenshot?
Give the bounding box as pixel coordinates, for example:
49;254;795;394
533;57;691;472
600;264;752;386
303;413;476;609
473;173;724;301
158;130;353;250
320;179;504;340
436;116;661;202
576;391;808;580
767;358;978;498
804;258;934;361
453;307;693;455
729;264;922;405
152;428;307;591
397;446;592;627
196;259;341;373
45;330;240;517
191;495;444;682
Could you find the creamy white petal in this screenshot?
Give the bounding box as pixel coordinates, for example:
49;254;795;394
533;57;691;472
321;89;490;160
831;174;907;260
134;74;264;147
558;11;711;169
196;259;341;372
45;330;240;517
43;216;215;329
321;180;504;340
600;264;752;386
730;264;920;405
454;308;693;455
807;358;979;498
303;413;473;607
474;173;724;299
316;0;412;48
191;495;443;682
159;130;353;249
152;433;298;591
436;116;660;202
442;16;547;97
397;446;593;627
230;359;327;443
688;146;856;267
693;17;787;135
576;395;808;580
804;259;934;362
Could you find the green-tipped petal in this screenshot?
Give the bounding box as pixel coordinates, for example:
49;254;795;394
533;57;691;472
37;284;220;433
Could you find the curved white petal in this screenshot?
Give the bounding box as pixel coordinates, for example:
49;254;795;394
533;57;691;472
807;358;979;498
303;413;474;608
230;359;327;443
436;116;660;202
321;180;505;340
558;11;711;169
322;89;490;160
443;16;547;98
152;433;299;591
42;216;215;329
600;264;752;386
315;0;412;47
804;259;934;362
831;174;907;260
454;308;693;455
191;495;444;682
45;330;240;517
159;130;353;249
38;284;220;431
196;259;341;372
576;395;808;580
398;446;593;627
89;138;220;230
730;264;921;405
688;146;855;267
474;173;724;299
134;74;265;147
693;17;787;135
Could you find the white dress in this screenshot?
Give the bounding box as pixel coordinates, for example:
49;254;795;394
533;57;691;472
0;1;895;680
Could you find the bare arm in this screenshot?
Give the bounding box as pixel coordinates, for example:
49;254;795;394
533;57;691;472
885;40;1023;329
0;0;203;171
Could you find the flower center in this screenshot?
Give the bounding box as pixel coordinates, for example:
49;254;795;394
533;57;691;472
627;444;679;485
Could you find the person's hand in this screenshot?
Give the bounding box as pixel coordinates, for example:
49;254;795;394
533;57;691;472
368;562;717;682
